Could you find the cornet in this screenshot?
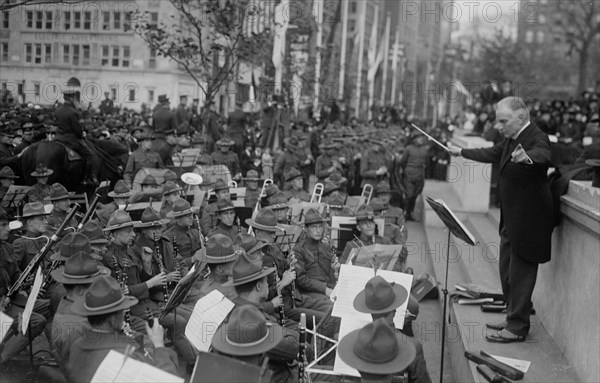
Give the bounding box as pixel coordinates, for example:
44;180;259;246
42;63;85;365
310;183;324;203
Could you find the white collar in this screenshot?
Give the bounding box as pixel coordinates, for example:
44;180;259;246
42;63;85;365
512;121;531;140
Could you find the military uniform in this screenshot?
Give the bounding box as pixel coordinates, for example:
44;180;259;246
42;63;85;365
12;230;48;270
200;201;219;234
26;183;52;203
51;297;88;369
123;147;164;187
209;221;239;241
245;188;261;209
285;188;310;202
314;152;337;183
152;103;178;137
96;201;119;228
210;150;241;177
46;209;78;233
294;237;337;298
160;199;174;219
151;138;175;167
273;149;301;186
360;149;390;188
164;224;201;267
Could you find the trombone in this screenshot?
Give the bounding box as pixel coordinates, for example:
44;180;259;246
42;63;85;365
310;183;324;203
361;183;373;205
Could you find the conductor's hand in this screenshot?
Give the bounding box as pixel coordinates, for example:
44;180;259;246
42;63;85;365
146;272;167;288
145;318;165;348
448;146;462;157
511;144;533;164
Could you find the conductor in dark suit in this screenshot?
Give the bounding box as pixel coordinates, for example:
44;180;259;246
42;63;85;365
449;97;554;343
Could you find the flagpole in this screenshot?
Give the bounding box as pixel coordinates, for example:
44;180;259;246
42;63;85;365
380;12;391;106
390;25;400;106
313;0;323;121
355;1;367;119
367;3;379;121
338;0;349;101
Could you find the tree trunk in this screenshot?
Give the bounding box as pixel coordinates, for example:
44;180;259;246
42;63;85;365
577;41;590;93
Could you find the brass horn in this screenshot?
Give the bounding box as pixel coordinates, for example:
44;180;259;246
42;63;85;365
310;183;324;203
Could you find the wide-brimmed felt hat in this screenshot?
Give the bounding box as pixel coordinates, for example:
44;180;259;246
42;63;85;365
211;179;230;193
50;232;92;262
283;136;300;150
353;275;408;314
0;166;19;179
304;208;330;226
212;305;283;356
70;275;138;316
51;251;110;285
31;163;53;177
215;199;235;214
163;170;178;183
134;206;169;228
328;193;346;209
226;250;275;287
107;180;132;198
138;130;153;141
337;318;416;375
245;208;284;232
325;173;348;187
369;201;386;213
285;168;302;182
243;170;261;181
233;233;268;255
80;221;110;245
166;198;194;218
103;210;138;232
17;202;50;219
375;182;391;194
323;182;341;196
216;136;235;146
268;192;289;210
355;205;375;222
203;234;239;264
162;181;183;196
44;183;74;201
264;184;279;199
140;174;158;186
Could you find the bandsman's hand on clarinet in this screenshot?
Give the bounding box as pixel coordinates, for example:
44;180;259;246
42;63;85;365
271;295;283;308
145;318;165;348
147;272;167;288
280;269;296;288
166;270;181;283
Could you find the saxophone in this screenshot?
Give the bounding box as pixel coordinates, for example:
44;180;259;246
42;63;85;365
153;232;169;304
113;255;135;338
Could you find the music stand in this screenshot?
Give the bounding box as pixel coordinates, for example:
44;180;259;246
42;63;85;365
159;264;203;320
425;196;476;383
1;185;30;216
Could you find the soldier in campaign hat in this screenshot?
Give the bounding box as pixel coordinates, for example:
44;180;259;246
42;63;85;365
209;199;238;240
243;169;262;209
200;179;231;234
211;135;242;182
164;198;201;267
26;163;53;203
0;166;19;200
123;129;164;188
96;180;132;227
284;167;310;202
160;180;183;219
44;183;77;232
13;202;50;269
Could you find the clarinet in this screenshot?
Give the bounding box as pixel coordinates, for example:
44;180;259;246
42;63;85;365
236;216;241;235
172;234;183;277
113;255;135;338
153;232;169;304
298;313;307;383
274;269;286;327
288;249;298;309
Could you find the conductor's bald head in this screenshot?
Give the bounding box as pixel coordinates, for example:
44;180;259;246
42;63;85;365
495;97;530;138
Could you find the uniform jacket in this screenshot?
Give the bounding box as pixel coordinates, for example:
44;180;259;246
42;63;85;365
26;183;52;203
67;327;179;383
461;122;554;263
152;104;178;136
293;238;336;294
245;189;261;209
0;241;21;297
209;222;239;241
46;209;78;234
124;148;164;186
96;201;119;227
360;150;389;186
210;151;241;177
285;189;310;202
315;153;335;182
55;101;83;139
400;144;429;180
12;230;48;270
164;224;201;267
151;138;175;167
51;296;88;368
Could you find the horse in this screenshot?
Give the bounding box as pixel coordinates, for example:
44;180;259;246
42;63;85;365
21;138;129;196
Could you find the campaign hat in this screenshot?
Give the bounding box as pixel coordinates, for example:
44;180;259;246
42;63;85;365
70;275;138;316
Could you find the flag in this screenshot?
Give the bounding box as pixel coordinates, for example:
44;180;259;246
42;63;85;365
272;0;289;72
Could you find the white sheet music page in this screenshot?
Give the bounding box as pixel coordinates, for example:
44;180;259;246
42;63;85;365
91;349;183;382
334;317;370;377
185;290;235;352
21;267;43;335
331;264;413;329
0;311;14;341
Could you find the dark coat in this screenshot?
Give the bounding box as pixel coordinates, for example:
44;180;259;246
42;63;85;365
55;101;83;139
462;122;554;264
152;104;178;136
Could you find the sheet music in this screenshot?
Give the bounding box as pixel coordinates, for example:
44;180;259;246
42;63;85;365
333;317;370;377
1;311;14;341
91;349;183;382
349;244;403;270
426;197;476;245
331;264;413;329
185;290;235;352
21;267;43;335
489;354;531;373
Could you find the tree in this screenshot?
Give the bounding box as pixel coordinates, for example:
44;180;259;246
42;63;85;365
0;0;74;11
475;30;531;87
553;1;600;93
134;0;272;112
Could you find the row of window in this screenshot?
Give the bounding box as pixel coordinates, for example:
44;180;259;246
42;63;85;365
15;10;158;31
23;43;138;67
524;30;546;44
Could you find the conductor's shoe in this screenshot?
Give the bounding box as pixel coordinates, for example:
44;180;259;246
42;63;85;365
486;321;507;330
485;329;526;343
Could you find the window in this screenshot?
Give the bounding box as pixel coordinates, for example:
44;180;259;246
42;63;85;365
148;89;154;103
536;31;545;43
525;30;534;43
0;42;8;62
103;11;110;30
34;43;42;63
113;12;120;29
149;48;157;68
538;14;546;23
25;43;32;63
82;44;90;65
26;11;33;28
350;1;357;13
112;45;119;66
34;82;40;97
110;88;117;100
72;45;79;65
63;44;70;63
124;12;132;31
35;11;42;29
64;11;71;30
348;19;356;32
101;45;109;65
122;46;130;67
150;12;158;27
128;88;135;101
45;11;52;29
1;11;8;29
74;11;81;29
44;44;51;63
84;11;91;30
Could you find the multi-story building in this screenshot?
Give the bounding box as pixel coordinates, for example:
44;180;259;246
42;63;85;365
0;1;204;111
